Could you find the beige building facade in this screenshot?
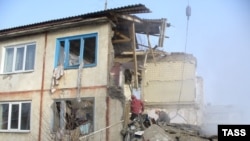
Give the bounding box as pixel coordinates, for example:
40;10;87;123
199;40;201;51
0;4;170;141
0;18;116;141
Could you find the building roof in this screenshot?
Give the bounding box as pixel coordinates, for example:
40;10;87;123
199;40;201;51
0;4;150;34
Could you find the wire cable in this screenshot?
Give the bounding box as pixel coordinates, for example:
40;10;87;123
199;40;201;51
171;3;191;121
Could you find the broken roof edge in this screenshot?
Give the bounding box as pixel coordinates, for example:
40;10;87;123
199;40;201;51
115;50;197;61
142;18;168;23
146;51;197;64
0;4;150;34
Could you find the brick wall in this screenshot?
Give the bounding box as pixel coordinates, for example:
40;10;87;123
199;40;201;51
142;54;197;103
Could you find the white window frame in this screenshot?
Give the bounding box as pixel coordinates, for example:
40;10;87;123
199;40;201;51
1;42;36;74
0;101;31;132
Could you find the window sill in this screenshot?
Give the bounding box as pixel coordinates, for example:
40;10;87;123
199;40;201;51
63;64;97;70
0;130;30;133
0;70;34;75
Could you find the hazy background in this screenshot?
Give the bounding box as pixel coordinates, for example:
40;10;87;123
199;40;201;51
1;0;250;132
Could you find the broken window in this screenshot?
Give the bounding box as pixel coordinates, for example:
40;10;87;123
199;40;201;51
55;33;97;69
0;101;31;132
3;43;36;73
124;69;132;84
52;98;94;135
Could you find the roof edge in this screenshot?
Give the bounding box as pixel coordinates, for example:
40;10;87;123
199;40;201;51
0;4;150;35
0;17;110;40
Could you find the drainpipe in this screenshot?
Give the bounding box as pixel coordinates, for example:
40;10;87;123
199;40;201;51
38;32;48;141
106;96;110;141
106;23;114;141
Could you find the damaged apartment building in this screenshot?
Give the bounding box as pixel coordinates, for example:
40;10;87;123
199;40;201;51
0;4;203;141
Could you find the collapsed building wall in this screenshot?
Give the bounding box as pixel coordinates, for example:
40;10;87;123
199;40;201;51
141;53;203;125
143;124;218;141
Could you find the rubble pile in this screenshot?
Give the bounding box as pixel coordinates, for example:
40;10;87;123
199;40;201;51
143;123;218;141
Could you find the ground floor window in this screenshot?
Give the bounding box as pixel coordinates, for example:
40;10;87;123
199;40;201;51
0;101;31;132
52;98;94;135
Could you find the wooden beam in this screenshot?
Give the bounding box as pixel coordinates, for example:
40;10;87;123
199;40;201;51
158;18;167;47
112;39;131;43
137;43;151;49
112;31;131;43
149;34;169;38
131;22;139;89
147;34;157;66
118;14;143;23
116;31;130;40
121;51;146;55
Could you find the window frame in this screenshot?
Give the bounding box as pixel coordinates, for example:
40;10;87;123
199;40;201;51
55;33;98;69
0;101;31;133
1;42;36;74
52;98;95;135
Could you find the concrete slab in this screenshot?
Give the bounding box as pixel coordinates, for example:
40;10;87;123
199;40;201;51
143;124;174;141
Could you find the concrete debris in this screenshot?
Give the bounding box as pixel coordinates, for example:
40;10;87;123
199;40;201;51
143;124;174;141
51;65;64;93
150;123;218;141
135;130;144;136
138;123;218;141
108;86;125;106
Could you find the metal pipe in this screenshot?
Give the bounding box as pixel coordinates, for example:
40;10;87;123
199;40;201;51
38;32;48;141
106;96;110;141
131;22;139;89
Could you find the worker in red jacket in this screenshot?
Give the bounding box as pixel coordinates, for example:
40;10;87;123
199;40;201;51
130;95;144;121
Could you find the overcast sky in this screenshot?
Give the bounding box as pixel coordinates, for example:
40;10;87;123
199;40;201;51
0;0;250;110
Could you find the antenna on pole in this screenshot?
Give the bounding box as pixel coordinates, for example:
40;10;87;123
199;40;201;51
186;0;191;20
104;0;108;10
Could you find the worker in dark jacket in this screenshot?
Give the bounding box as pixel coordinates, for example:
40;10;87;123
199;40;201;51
155;109;170;125
130;95;144;121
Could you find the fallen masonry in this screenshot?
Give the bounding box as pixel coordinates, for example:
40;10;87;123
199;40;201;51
141;123;218;141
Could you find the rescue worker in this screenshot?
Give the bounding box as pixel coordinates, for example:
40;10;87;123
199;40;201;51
155;109;170;125
130;95;144;121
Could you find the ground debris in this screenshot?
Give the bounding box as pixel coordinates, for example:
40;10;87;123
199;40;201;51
143;123;218;141
143;124;174;141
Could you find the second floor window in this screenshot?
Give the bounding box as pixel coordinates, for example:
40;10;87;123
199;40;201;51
3;43;36;73
55;33;98;69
